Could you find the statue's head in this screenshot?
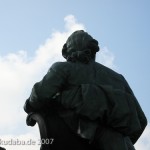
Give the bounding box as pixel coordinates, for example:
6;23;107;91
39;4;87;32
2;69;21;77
62;30;100;63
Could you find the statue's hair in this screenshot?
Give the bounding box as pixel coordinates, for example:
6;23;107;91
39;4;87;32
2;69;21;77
62;38;100;63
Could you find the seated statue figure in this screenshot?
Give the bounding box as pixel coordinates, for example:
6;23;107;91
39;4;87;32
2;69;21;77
24;30;147;150
0;147;6;150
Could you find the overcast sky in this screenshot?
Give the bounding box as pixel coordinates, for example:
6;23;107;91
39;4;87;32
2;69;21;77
0;1;150;150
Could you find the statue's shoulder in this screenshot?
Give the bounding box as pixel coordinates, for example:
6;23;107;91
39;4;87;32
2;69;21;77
51;61;71;68
50;61;72;73
95;62;124;80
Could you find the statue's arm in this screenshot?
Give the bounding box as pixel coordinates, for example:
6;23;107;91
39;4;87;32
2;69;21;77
24;62;69;113
121;75;147;144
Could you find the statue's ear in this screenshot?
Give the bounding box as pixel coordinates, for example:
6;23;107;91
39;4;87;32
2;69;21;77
62;43;68;59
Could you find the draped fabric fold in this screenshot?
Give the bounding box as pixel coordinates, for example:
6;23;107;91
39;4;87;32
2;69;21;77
60;83;142;141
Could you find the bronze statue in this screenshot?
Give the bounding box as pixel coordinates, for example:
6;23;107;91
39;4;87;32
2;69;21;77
0;147;6;150
24;30;147;150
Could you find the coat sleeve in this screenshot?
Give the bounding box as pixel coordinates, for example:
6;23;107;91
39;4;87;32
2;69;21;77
121;75;147;144
24;62;70;112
